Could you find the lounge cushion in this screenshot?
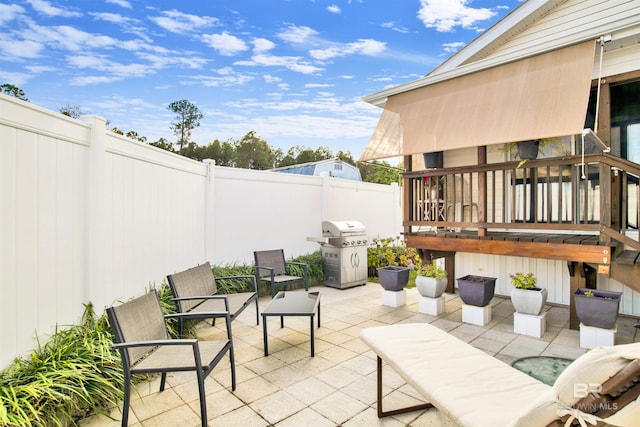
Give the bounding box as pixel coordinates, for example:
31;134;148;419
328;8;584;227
511;342;640;427
361;323;553;427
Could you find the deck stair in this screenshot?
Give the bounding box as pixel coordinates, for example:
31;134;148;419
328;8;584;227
611;250;640;294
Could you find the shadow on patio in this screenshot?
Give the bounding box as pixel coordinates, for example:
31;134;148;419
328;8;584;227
80;283;640;427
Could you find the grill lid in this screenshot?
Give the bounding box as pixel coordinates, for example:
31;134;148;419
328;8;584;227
322;220;366;237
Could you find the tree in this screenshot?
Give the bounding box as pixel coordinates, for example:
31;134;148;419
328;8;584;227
149;137;175;152
167;99;203;153
358;160;401;185
233;131;275;169
59;104;86;119
1;84;28;101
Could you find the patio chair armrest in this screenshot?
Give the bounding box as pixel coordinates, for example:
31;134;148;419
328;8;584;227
285;261;308;277
164;311;230;320
255;265;275;279
172;295;228;301
172;295;230;311
216;275;259;293
113;338;198;350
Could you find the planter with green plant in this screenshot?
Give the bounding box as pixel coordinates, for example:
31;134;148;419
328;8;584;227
574;288;622;329
510;272;548;316
368;236;419;292
416;259;448;298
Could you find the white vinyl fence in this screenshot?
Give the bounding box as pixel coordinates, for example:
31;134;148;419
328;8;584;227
0;94;402;368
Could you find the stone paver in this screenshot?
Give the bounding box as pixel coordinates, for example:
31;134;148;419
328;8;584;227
80;283;639;427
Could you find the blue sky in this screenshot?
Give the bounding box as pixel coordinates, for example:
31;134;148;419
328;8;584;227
1;0;522;157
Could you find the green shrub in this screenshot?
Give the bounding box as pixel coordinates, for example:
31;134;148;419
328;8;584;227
0;304;123;427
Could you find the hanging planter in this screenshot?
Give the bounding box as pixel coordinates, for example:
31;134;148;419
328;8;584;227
574;288;622;329
457;275;496;307
516;140;540;160
423;151;442;168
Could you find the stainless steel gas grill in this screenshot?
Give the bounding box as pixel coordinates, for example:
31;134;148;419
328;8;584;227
307;220;368;289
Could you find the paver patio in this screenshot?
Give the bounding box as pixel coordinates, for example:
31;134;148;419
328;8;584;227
80;283;640;427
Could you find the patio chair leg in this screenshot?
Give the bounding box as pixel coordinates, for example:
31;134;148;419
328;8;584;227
255;298;259;325
160;372;167;391
197;370;207;427
230;347;237;391
121;372;131;427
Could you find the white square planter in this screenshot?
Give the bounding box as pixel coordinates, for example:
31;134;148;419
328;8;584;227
381;289;406;307
580;323;617;349
419;295;445;315
461;303;491;326
514;312;547;338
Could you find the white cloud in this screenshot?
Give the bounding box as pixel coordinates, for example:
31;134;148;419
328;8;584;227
310;39;386;60
0;37;43;58
417;0;496;32
150;9;218;33
202;32;248;56
253;37;275;52
381;21;409;33
277;25;318;44
71;75;121;85
25;65;55;73
0;3;25;24
263;74;282;84
26;24;118;51
184;71;255;88
106;0;132;8
236;54;323;75
0;70;32;85
26;0;81;18
442;41;465;53
327;5;341;14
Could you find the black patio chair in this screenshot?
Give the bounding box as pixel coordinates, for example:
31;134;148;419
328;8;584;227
107;290;235;427
254;249;308;298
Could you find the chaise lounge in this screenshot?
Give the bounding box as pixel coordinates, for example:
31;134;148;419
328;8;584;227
361;323;640;427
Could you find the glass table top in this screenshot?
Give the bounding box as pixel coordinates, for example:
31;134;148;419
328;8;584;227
512;356;574;386
262;291;320;316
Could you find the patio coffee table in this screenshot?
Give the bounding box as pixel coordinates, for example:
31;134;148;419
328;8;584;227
262;291;321;357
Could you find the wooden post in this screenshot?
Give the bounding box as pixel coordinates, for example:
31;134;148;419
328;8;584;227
403;155;412;235
568;262;585;330
477;147;487;237
599;161;611;246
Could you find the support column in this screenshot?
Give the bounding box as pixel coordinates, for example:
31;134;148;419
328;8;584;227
82;115;107;306
203;159;216;263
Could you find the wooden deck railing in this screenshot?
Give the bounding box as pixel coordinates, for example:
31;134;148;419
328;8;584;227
404;154;640;251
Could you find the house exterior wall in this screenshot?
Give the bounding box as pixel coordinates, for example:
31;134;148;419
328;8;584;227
482;0;640;79
0;94;401;368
